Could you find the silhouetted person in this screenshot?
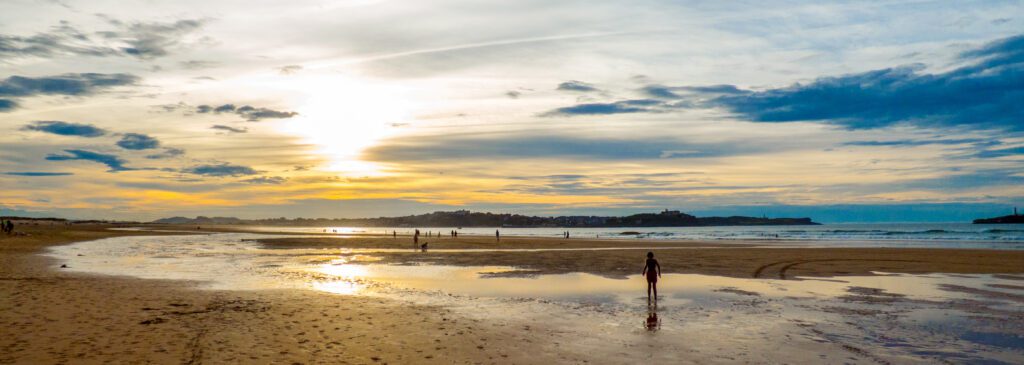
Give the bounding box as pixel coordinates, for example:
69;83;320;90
393;230;397;238
454;230;458;238
414;230;420;246
495;229;500;242
642;251;661;304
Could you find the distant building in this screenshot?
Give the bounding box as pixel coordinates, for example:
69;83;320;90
660;209;681;216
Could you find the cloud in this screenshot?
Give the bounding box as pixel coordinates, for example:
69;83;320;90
180;60;218;69
145;147;185;159
241;176;287;184
364;134;765;162
45;149;131;172
542;34;1024;132
0;21;119;59
22;121;107;137
0;73;138;111
970;146;1024;159
277;65;303;75
210;124;248;133
0;73;138;97
0;19;205;60
841;138;995;147
181;163;258;176
505;90;521;99
108;19;207;59
556;80;599;92
236;106;299;121
115;133;160;150
640;84;749;99
4;172;73;176
540;99;665;117
195;103;298;121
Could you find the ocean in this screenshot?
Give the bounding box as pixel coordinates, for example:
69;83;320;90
238;222;1024;249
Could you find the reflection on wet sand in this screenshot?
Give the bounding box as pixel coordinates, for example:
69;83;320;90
645;307;660;332
47;233;1024;363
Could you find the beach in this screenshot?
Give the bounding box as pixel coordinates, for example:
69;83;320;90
3;224;1024;363
0;225;555;364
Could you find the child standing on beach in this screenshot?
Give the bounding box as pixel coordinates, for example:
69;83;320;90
642;251;661;304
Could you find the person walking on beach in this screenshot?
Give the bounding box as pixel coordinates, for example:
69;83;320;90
495;229;500;242
414;229;420;246
642;251;661;304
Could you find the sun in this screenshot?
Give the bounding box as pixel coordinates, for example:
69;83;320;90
278;73;413;176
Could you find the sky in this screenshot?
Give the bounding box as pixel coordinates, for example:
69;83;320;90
1;0;1022;222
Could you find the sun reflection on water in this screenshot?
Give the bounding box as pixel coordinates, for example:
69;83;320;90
312;258;372;295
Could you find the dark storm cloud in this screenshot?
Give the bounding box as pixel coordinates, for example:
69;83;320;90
542;34;1024;132
556;80;599;92
145;147;186;159
116;133;160;150
195;103;298;121
45;149;131;172
4;172;73;176
22;121;107;137
0;99;15;111
210;124;248;133
181;163;258;177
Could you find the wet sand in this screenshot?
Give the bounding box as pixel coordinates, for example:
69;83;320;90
255;234;1024;279
5;224;1024;363
0;225;564;364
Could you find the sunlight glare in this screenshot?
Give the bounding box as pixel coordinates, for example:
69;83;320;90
280;74;413;176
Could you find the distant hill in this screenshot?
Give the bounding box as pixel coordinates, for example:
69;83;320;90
151;216;246;225
973;214;1024;224
151;210;818;227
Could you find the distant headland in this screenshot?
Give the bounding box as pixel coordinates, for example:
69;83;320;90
152;209;819;227
973;208;1024;224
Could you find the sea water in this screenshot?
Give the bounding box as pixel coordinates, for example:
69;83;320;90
240;222;1024;248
